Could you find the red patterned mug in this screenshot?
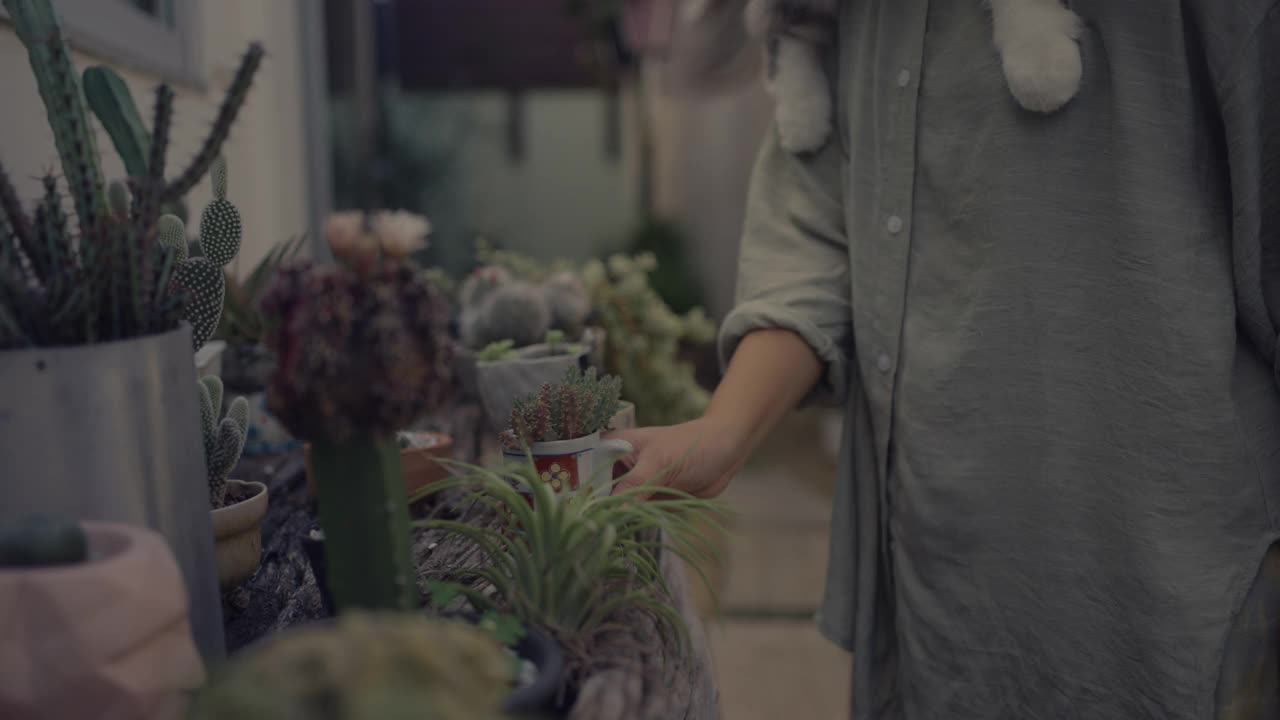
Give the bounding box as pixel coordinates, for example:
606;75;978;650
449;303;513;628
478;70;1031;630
502;431;634;499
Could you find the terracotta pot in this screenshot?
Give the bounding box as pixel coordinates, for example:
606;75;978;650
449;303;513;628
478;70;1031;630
0;522;206;720
210;480;269;590
303;432;455;499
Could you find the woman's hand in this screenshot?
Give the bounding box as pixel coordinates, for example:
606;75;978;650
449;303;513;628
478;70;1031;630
607;417;746;498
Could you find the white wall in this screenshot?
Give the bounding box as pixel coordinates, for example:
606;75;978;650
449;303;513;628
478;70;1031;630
0;0;312;276
396;90;641;265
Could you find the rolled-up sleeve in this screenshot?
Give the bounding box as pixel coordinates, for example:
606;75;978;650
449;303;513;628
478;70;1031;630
718;127;853;405
1214;2;1280;388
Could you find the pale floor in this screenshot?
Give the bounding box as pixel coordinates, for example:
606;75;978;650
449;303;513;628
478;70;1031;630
695;409;853;720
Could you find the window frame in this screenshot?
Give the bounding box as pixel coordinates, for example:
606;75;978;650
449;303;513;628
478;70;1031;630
2;0;205;88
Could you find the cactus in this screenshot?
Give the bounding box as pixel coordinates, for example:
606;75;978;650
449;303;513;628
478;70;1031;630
0;515;87;568
0;0;261;350
541;270;591;338
158;157;243;350
188;612;513;720
259;255;453;610
506;366;622;447
460;281;551;350
83;65;151;180
458;265;511;309
199;375;250;508
3;0;105;230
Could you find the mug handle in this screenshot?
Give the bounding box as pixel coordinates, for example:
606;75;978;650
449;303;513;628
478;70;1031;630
595;439;634;490
596;439;634;466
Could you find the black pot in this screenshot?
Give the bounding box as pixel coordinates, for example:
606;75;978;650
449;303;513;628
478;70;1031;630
443;611;566;715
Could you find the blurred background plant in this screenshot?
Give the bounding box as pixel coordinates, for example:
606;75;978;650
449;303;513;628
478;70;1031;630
474;241;715;426
189;612;512;720
217;236;307;348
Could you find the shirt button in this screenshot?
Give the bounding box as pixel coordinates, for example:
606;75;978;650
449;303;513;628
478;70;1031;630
887;215;904;234
896;69;911;88
877;353;892;373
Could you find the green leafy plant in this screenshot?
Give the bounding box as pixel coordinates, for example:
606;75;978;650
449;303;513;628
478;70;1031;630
0;0;261;350
198;375;250;508
415;459;727;692
217;236;306;347
505;366;622;447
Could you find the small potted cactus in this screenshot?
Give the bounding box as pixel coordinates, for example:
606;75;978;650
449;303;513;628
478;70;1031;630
200;376;265;589
501;366;632;498
456;263;596;428
0;516;205;719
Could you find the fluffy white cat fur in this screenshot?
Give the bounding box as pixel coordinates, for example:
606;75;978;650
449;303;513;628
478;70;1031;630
746;0;1085;152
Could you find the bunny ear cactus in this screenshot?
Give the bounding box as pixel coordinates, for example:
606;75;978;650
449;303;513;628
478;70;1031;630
199;375;250;508
161;157;243;350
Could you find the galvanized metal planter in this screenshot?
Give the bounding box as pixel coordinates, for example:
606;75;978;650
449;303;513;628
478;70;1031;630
0;324;225;659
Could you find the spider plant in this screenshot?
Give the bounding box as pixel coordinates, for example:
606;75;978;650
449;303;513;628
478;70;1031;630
216;235;306;347
412;457;729;688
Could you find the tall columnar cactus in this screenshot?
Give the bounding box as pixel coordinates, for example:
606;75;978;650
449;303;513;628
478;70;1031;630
158;157;243;350
199;375;250;508
0;0;262;350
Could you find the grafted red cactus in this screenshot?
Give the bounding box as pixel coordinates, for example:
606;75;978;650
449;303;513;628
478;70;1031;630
258;257;452;444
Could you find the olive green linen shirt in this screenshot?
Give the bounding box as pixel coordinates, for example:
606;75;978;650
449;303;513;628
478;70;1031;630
719;1;1280;718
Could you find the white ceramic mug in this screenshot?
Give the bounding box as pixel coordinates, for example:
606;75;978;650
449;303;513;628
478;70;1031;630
502;431;633;498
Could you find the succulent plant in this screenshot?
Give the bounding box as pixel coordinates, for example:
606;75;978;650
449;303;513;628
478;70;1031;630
541;270;591;339
0;0;261;350
259;256;453;611
475;242;717;427
457;265;511;310
260;259;453;445
416;458;728;694
188;612;513;720
157;157;244;350
199;375;250;508
475;339;518;362
460;281;551;350
505;366;622;447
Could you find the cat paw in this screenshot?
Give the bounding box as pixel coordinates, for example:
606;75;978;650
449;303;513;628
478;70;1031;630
772;39;833;152
998;4;1084;113
777;96;832;153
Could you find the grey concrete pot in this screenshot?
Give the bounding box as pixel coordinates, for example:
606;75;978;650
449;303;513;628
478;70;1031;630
0;324;225;660
475;343;588;432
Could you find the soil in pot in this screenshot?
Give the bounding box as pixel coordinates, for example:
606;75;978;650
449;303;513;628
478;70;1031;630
211;480;269;590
